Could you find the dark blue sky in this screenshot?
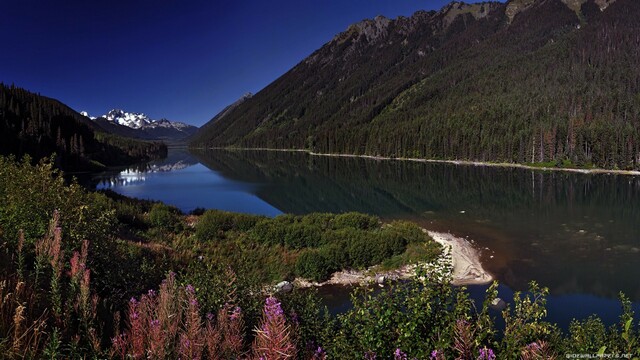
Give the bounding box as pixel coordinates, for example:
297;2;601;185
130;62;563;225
1;0;459;126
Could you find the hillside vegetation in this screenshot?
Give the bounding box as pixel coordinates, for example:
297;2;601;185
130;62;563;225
192;0;640;170
0;84;167;171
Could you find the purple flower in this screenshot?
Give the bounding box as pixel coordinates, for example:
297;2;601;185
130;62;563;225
147;289;157;297
526;342;541;351
230;306;242;320
185;284;195;294
314;346;326;359
150;319;160;327
206;312;214;321
129;297;138;304
394;348;408;360
264;296;284;319
430;350;442;360
364;351;377;360
478;347;496;360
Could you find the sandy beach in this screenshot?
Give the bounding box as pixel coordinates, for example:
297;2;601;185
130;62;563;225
293;230;493;288
426;231;493;286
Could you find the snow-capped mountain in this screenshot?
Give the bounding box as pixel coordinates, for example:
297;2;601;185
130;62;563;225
79;111;96;120
104;109;151;129
81;109;198;142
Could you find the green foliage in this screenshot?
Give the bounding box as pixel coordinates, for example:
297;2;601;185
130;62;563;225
148;203;181;231
566;316;608;352
195;210;263;241
331;212;379;230
501;281;557;357
295;250;331;282
0;155;116;252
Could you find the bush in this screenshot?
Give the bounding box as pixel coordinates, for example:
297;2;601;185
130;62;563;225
283;223;322;249
0;155;116;250
148;203;181;231
295;250;332;282
195;210;261;241
332;212;380;230
319;242;349;270
382;221;429;244
249;219;287;246
300;213;335;230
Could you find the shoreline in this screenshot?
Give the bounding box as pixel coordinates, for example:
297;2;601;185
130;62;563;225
427;231;493;286
292;230;493;288
197;147;640;176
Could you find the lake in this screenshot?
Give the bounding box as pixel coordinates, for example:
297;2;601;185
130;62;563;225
89;148;640;328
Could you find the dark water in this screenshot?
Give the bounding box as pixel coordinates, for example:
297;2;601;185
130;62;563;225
90;148;640;327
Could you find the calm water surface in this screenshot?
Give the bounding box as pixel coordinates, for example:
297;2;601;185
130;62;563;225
90;148;640;327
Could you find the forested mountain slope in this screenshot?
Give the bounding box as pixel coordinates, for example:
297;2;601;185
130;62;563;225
0;84;167;171
191;0;640;170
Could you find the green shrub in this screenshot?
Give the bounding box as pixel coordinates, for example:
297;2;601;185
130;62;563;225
250;219;288;246
295;250;332;282
300;213;335;230
383;221;429;244
0;155;116;250
319;242;349;270
283;223;322;249
195;211;226;241
332;212;380;230
148;203;181;231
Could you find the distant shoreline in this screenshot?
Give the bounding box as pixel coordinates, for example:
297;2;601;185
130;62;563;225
196;147;640;176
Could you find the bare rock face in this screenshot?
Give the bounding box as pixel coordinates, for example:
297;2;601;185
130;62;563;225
437;1;502;29
561;0;589;13
507;0;617;22
505;0;537;23
560;0;617;13
351;15;391;43
594;0;616;10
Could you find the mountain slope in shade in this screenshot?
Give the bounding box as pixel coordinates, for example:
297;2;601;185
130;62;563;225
0;84;167;171
188;93;252;144
191;0;640;170
83;109;198;141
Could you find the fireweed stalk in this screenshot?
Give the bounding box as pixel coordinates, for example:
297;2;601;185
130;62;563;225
252;296;296;359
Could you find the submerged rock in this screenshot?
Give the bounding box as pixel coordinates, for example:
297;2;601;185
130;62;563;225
490;297;507;310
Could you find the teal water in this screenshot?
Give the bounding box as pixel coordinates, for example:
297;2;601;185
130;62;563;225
90;148;640;326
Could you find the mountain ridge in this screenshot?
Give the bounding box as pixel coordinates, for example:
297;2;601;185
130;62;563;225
191;0;640;170
82;109;198;142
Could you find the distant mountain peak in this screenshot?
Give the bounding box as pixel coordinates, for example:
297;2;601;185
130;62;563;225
332;15;391;45
79;111;96;120
82;109;198;141
506;0;617;22
438;1;499;27
104;109;151;129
